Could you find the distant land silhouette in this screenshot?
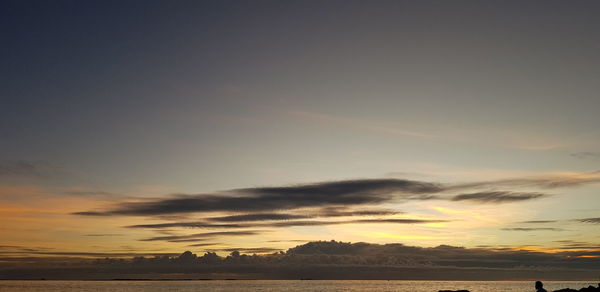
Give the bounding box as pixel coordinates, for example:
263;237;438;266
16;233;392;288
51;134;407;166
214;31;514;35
439;281;600;292
1;241;599;280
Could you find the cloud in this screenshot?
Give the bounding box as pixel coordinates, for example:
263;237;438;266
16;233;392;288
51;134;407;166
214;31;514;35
140;231;265;242
577;217;600;223
501;228;564;231
451;191;548;203
452;171;600;190
4;240;600;280
261;219;438;228
126;222;247;229
556;246;600;250
350;218;447;224
0;160;60;178
209;213;310;222
315;206;402;217
0;245;25;249
571;152;600;161
208;247;282;254
75;179;443;216
71;211;111;216
206;208;403;222
513;217;600;225
63;190;122;199
518;220;558;223
0;250;179;257
554;241;600;250
127;218;449;230
187;243;221;247
74;172;600;220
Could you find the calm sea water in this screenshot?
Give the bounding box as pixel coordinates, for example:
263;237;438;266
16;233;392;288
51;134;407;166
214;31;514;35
0;280;596;292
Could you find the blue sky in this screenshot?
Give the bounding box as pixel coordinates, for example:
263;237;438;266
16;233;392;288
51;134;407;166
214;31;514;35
1;0;599;257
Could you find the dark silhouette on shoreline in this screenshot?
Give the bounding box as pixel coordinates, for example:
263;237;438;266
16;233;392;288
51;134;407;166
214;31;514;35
438;282;600;292
553;283;600;292
537;281;549;292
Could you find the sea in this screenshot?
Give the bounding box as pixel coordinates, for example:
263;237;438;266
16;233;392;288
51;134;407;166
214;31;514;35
0;280;597;292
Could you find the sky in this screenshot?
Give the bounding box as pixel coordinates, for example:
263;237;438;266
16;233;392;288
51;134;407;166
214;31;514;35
1;0;600;263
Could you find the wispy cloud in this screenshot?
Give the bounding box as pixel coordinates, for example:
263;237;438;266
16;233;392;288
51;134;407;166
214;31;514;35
209;213;310;222
187;243;221;247
140;231;266;242
571;152;600;161
0;250;179;257
206;247;282;254
206;208;403;223
501;228;564;231
512;217;600;225
126;222;247;229
71;211;112;216
0;160;60;178
518;220;558;224
127;218;449;230
451;171;600;189
63;190;122;198
553;240;600;250
577;217;600;224
263;218;448;228
315;206;402;217
451;191;548;203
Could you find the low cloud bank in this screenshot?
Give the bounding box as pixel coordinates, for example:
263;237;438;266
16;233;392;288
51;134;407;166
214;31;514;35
2;240;599;280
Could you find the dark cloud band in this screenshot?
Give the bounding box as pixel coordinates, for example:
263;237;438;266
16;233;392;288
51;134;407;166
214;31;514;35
75;179;443;216
451;191;547;203
128;218;449;231
140;231;265;242
578;217;600;223
73;176;570;218
501;228;564;231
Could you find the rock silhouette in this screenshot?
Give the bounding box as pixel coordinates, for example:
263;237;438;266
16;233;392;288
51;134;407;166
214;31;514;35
553;284;600;292
439;282;600;292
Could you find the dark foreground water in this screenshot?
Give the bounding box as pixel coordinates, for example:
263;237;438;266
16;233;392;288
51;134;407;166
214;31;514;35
0;280;596;292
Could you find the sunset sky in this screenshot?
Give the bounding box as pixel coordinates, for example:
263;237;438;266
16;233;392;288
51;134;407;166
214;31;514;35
1;0;599;261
